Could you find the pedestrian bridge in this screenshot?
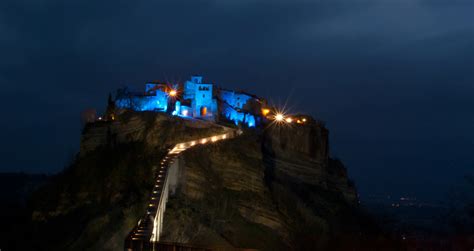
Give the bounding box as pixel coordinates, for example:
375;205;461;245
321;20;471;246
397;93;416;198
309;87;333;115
125;129;241;251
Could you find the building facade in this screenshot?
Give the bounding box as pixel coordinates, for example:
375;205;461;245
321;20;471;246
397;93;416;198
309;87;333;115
114;75;265;127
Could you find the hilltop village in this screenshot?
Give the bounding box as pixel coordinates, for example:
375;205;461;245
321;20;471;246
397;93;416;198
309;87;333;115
105;75;310;127
16;75;364;251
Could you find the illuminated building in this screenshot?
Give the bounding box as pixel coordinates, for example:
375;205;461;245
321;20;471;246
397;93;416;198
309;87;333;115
219;89;263;127
179;76;218;120
113;75;273;127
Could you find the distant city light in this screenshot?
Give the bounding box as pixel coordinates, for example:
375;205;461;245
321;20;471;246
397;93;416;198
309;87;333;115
169;89;177;96
285;117;293;123
181;110;188;116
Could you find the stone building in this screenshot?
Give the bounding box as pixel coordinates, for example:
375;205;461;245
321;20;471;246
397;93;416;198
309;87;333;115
114;75;267;127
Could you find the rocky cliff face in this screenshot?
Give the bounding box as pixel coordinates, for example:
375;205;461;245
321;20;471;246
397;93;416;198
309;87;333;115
80;111;225;155
19;112;371;251
262;123;357;203
23;112;226;251
160;121;359;250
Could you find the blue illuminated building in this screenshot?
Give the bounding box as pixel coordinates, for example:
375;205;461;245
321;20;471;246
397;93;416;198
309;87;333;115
115;83;169;112
175;76;218;120
113;75;266;128
219;90;259;127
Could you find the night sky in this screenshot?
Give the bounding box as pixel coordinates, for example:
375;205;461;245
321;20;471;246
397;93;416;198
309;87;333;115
1;0;473;201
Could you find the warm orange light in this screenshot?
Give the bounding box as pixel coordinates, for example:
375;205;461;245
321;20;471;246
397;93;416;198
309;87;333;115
169;90;177;96
275;113;284;121
302;118;307;122
262;108;270;116
285;117;293;123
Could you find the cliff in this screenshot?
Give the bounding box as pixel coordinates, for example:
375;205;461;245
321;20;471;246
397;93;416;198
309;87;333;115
23;112;226;251
160;122;359;250
80;110;226;155
14;112;380;251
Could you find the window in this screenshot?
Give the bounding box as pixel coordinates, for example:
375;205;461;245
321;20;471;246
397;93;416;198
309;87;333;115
201;106;208;116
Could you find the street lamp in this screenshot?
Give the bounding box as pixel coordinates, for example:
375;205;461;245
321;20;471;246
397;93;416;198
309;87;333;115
275;113;284;122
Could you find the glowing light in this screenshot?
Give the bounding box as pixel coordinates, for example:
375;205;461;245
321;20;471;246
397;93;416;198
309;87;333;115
275;113;284;121
302;118;307;122
222;135;227;139
169;89;177;96
181;110;188;116
191;141;196;146
201;139;207;144
211;136;217;142
285;117;293;123
261;108;270;116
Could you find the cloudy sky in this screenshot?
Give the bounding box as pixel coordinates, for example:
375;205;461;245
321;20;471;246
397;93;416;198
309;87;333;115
1;0;473;200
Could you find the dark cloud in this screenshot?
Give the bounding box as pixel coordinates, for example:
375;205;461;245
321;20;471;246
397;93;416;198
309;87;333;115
0;0;473;200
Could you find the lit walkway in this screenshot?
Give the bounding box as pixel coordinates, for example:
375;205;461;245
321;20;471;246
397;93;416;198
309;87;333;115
125;129;241;250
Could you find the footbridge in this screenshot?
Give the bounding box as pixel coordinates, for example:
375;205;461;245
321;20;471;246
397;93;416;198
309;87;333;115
125;128;241;251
